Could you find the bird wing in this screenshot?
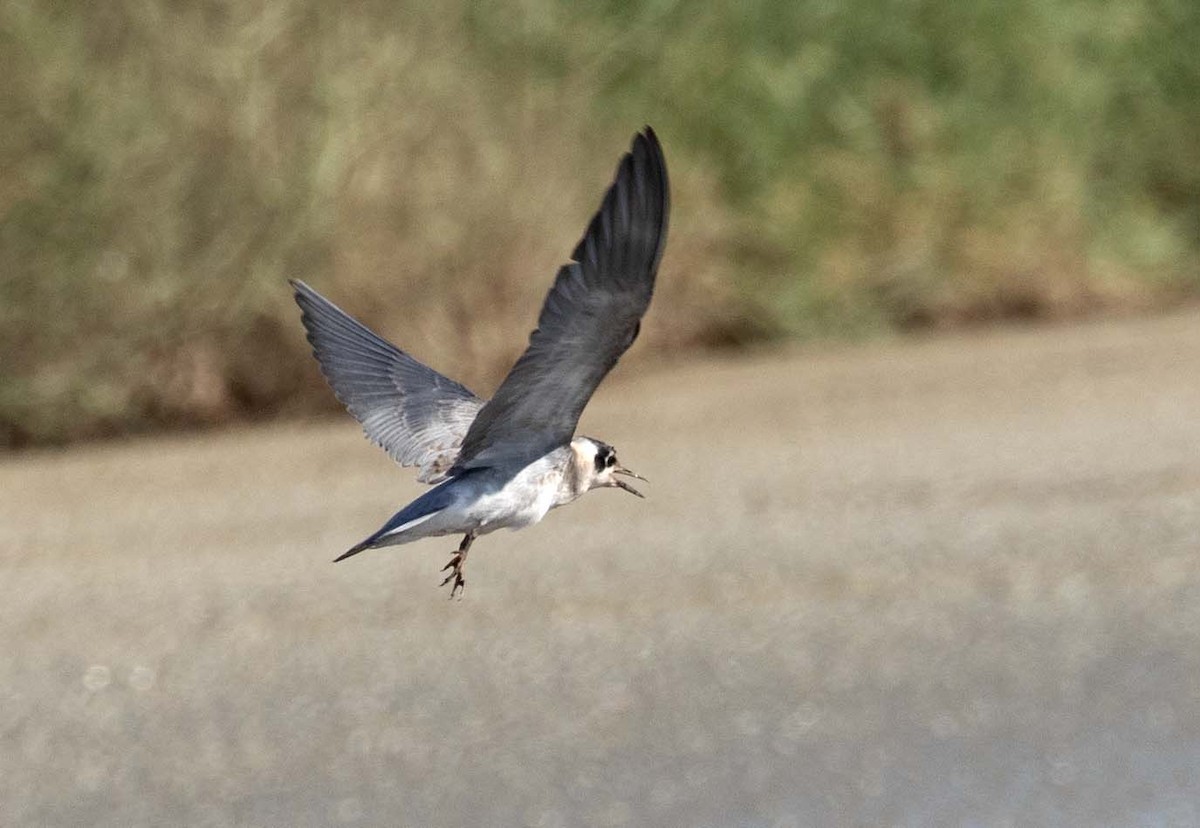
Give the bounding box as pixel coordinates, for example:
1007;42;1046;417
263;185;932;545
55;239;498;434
451;127;669;472
291;280;484;483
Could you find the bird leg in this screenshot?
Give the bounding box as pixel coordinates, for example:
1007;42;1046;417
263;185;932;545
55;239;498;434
440;533;474;598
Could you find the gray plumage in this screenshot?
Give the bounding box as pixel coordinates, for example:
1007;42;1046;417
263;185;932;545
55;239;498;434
290;280;483;483
452;128;669;473
289;127;668;593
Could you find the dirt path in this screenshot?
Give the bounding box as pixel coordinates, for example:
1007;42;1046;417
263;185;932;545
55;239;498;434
5;311;1200;825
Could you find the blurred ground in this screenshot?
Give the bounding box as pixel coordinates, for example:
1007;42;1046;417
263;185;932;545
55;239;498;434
4;310;1200;826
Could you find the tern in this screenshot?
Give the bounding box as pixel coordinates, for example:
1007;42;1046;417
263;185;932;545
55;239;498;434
290;127;668;596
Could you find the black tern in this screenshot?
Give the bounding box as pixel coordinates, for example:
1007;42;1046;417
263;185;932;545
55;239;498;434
291;127;669;596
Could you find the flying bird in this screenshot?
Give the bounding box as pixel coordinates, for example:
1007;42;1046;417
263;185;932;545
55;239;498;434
291;127;669;596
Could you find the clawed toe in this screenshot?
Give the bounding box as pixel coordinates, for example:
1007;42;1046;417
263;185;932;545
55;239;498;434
438;534;474;599
440;570;465;598
439;552;466;598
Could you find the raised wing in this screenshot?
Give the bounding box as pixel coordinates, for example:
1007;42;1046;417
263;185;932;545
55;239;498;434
291;280;484;483
452;127;669;472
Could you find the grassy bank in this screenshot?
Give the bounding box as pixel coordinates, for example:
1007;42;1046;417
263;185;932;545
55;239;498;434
3;0;1198;446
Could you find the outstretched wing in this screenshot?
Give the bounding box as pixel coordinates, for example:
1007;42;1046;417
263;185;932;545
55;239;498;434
452;127;670;472
291;280;484;483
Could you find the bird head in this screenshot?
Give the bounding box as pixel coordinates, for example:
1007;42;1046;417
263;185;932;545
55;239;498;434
572;437;646;498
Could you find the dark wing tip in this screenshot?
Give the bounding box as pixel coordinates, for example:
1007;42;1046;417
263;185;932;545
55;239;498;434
444;127;672;472
289;279;323;330
289;278;313;301
633;126;670;275
633;126;664;183
568;126;670;278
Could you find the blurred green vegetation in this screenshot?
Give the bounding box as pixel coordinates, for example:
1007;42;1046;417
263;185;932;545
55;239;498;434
2;0;1199;446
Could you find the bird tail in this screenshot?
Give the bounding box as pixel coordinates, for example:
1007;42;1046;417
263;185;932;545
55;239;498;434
332;475;465;562
333;538;375;563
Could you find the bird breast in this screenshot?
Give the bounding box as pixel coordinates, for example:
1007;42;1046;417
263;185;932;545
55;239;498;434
466;454;566;532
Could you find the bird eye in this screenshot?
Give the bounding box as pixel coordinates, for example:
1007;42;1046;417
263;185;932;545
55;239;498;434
606;454;616;468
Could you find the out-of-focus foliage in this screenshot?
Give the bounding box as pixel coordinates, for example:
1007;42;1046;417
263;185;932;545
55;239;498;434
2;0;1199;446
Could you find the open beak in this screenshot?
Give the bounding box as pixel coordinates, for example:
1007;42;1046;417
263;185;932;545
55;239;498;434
612;466;647;498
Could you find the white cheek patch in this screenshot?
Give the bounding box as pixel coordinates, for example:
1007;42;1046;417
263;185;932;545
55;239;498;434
570;440;595;474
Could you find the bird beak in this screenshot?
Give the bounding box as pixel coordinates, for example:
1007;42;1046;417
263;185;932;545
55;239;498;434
612;466;646;498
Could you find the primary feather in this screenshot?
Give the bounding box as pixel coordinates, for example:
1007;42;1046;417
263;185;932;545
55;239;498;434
451;127;669;472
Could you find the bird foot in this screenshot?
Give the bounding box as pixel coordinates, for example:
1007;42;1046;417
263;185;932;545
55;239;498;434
440;552;466;599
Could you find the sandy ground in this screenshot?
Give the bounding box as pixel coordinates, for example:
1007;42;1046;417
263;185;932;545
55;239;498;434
4;311;1200;826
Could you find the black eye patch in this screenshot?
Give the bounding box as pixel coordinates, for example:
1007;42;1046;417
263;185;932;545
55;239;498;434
594;448;613;472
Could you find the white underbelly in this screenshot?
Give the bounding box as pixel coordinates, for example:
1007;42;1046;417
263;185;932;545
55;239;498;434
469;462;563;534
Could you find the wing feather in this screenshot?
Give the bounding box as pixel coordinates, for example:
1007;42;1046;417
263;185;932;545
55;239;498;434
291;280;484;483
452;127;669;471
